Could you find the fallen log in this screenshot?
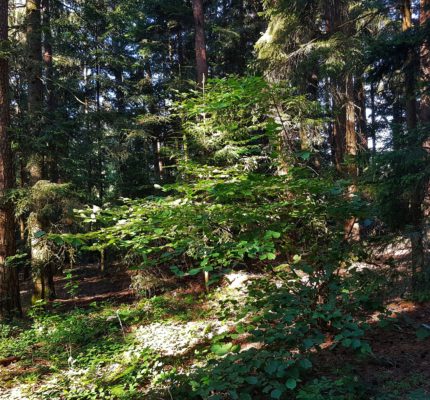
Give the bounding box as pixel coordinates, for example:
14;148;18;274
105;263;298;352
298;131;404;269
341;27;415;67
0;356;20;367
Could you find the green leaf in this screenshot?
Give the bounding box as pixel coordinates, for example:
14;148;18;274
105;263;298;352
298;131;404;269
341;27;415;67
299;359;312;370
245;376;258;385
188;268;202;276
271;389;283;399
34;230;46;239
342;338;352;348
416;327;430;341
265;360;279;374
293;254;301;264
265;230;281;239
211;343;238;356
286;378;297;390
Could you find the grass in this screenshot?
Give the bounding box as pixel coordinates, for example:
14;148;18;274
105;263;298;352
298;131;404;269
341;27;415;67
0;291;213;399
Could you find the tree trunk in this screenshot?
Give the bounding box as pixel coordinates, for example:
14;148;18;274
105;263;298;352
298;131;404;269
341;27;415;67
354;77;368;151
400;0;421;291
370;82;377;153
26;0;44;184
29;213;55;303
192;0;208;87
420;0;430;123
327;0;347;171
42;0;59;183
27;0;55;302
344;75;360;241
27;0;43;117
416;0;430;290
0;0;21;319
401;0;418;132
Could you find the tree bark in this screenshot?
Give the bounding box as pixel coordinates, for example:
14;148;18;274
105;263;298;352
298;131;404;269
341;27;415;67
370;82;377;153
192;0;208;87
420;0;430;123
344;75;360;241
29;213;55;303
27;0;55;302
401;0;418;132
26;0;44;184
354;77;368;151
416;0;430;290
42;0;59;183
0;0;21;320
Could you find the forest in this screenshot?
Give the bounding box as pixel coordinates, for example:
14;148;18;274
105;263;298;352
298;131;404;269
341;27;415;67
0;0;429;398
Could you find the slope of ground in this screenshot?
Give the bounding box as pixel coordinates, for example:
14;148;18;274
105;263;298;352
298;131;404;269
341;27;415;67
1;260;430;399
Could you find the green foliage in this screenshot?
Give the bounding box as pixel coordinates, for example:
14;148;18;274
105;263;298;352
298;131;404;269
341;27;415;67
177;76;323;167
166;266;374;399
296;376;364;400
56;166;363;282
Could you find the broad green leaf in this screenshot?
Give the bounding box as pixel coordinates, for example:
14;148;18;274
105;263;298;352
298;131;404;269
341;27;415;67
286;378;297;390
271;389;283;399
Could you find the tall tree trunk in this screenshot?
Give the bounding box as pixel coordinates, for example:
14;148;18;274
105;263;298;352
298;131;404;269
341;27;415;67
42;0;59;183
0;0;21;319
27;0;55;302
401;0;418;132
354;77;368;151
370;82;377;153
143;63;164;182
344;75;360;241
95;42;104;203
327;0;347;171
26;0;44;184
401;0;421;291
416;0;430;290
420;0;430;123
192;0;208;87
327;1;359;239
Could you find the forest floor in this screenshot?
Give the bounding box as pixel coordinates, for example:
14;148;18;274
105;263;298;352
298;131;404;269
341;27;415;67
1;254;430;399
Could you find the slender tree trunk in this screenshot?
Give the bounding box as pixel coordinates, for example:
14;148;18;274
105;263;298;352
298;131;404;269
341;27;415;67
0;0;21;319
192;0;208;87
27;0;55;302
177;29;184;79
401;0;418;132
95;49;104;203
42;0;59;183
370;82;377;153
26;0;44;184
401;0;421;292
354;77;368;151
417;0;430;289
143;63;164;182
420;0;430;123
113;68;125;114
344;75;360;241
327;0;347;171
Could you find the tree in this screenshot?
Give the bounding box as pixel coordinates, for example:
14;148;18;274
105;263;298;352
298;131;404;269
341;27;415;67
192;0;208;86
418;0;430;287
401;0;418;132
26;0;44;183
27;0;56;302
0;0;21;319
420;0;430;123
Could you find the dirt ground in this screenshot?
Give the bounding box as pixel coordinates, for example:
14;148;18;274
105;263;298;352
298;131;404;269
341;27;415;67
19;263;134;310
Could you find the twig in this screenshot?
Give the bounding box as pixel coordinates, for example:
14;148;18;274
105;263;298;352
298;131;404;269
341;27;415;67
116;310;126;339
